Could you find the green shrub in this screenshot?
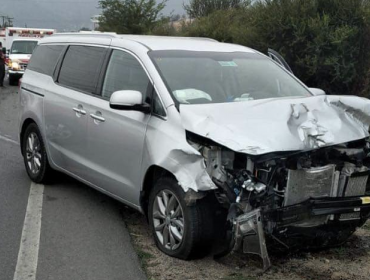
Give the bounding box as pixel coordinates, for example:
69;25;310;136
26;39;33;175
184;0;250;18
178;0;370;96
98;0;167;34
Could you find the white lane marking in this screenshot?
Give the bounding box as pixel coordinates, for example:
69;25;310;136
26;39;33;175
13;183;44;280
0;134;19;145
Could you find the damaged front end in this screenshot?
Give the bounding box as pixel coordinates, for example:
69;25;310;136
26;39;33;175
188;132;370;270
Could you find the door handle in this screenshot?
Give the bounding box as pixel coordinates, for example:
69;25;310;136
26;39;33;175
90;113;105;122
73;106;86;115
73;107;81;113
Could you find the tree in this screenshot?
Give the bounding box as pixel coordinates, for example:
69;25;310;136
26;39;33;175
180;0;370;96
184;0;250;18
79;27;92;31
98;0;167;34
170;14;181;22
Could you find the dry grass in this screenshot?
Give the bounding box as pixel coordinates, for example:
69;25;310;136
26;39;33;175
121;207;370;280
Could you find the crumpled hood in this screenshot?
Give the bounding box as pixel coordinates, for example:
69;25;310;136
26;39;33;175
179;95;370;155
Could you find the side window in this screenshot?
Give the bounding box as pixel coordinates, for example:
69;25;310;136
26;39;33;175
28;45;64;76
102;50;150;99
58;45;106;94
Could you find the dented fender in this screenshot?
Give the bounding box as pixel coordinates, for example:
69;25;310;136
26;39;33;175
140;105;216;195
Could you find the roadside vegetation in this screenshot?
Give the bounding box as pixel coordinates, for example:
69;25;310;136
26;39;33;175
99;0;370;97
122;206;370;280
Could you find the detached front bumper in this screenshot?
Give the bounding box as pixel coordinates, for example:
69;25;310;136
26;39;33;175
234;196;370;270
265;195;370;226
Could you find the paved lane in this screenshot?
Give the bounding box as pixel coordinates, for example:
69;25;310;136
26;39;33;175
0;139;30;280
38;175;145;280
0;79;146;280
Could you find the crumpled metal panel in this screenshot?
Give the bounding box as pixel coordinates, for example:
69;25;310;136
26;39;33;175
141;95;370;194
179;95;370;155
141;106;217;193
234;209;271;270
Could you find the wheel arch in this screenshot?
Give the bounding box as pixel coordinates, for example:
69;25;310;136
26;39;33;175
20;118;37;155
140;165;176;217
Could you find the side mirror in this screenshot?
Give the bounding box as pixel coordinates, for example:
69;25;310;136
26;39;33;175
309;88;326;96
109;90;150;113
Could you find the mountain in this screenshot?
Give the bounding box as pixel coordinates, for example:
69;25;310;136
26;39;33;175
0;0;188;31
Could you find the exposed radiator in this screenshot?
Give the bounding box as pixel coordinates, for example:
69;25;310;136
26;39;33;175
284;164;336;207
344;175;368;197
340;171;368;221
284;164;369;224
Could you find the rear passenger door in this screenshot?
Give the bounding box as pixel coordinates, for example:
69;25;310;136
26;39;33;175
83;49;151;205
44;45;108;179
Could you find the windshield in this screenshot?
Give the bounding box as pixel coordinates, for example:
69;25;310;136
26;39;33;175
11;41;38;55
149;51;311;105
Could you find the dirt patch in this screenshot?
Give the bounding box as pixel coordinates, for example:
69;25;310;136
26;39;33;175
120;206;370;280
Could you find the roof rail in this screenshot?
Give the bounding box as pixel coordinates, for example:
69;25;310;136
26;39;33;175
190;37;218;42
53;32;117;38
117;34;218;42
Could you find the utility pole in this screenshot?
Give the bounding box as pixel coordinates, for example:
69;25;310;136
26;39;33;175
7;17;14;27
0;15;14;28
0;15;6;27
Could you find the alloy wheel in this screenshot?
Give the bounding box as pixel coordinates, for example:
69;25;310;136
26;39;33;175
25;132;42;175
153;190;184;250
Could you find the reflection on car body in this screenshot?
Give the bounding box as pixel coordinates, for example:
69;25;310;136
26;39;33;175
19;33;370;270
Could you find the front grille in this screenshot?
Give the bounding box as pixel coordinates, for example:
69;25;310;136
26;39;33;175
340;212;361;221
344;175;368;196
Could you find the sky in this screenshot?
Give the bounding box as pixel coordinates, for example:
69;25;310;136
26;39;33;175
0;0;188;31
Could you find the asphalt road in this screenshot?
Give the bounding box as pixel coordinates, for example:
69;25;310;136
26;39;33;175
0;78;147;280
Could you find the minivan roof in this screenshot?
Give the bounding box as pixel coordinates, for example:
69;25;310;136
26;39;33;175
41;33;255;53
13;38;41;42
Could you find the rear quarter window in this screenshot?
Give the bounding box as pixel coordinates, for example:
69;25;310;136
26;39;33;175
27;45;65;76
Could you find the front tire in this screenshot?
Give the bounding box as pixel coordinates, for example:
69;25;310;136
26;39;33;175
22;123;52;183
148;177;214;260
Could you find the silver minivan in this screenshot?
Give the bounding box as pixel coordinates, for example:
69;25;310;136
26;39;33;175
20;33;370;268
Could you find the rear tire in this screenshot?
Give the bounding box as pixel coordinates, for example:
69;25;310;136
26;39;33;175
148;177;214;260
22;123;53;184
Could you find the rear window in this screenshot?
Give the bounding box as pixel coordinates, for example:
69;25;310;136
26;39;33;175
28;45;64;76
58;45;106;94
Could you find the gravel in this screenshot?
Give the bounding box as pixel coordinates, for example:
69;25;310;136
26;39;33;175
121;207;370;280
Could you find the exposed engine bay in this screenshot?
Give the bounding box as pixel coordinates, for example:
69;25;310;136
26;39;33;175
187;131;370;270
